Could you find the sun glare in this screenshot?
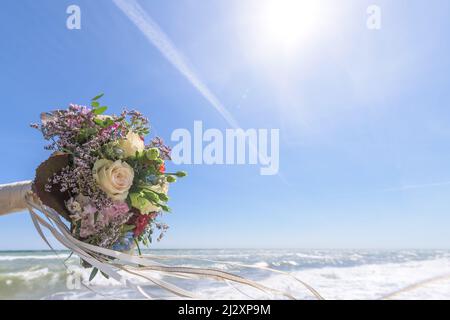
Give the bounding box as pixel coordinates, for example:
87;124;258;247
248;0;326;55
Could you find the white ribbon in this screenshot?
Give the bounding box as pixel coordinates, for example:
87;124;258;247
24;192;323;300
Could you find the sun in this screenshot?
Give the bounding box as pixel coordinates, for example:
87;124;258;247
261;0;322;48
251;0;325;53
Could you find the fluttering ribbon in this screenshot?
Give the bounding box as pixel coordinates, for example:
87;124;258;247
24;191;323;300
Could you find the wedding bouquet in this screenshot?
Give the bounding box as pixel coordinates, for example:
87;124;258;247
30;94;186;257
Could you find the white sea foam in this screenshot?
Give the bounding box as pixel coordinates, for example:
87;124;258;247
1;250;449;299
3;268;50;281
272;260;299;267
189;258;450;300
252;261;270;268
43;257;450;300
0;254;72;261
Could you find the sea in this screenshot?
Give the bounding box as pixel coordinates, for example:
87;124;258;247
0;249;449;300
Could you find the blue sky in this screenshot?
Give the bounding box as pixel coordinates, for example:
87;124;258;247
0;0;450;249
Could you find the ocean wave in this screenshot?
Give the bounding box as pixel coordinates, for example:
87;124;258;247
2;268;51;281
0;254;73;261
271;260;299;267
186;258;450;300
0;250;449;299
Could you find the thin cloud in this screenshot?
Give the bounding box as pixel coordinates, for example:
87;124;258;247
113;0;283;178
113;0;240;129
113;0;280;175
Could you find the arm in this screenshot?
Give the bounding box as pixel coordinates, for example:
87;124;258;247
0;181;32;216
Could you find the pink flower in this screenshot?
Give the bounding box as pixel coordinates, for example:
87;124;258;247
80;212;96;238
84;204;97;215
133;214;151;237
100;202;130;224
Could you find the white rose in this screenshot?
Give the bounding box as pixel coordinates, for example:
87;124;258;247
93;159;134;201
141;183;169;215
118;131;145;158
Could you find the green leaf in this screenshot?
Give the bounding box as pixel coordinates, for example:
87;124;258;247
135;239;142;256
94;118;114;128
100;271;110;279
145;148;160;161
77;127;98;142
160;204;171;212
89;268;99;281
64;251;73;263
156;192;169;202
104;118;114;126
166;175;176;183
175;171;188;178
93;106;107;115
91;101;100;108
122;224;136;233
130;192;151;211
142;190;160;203
92;93;104;101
